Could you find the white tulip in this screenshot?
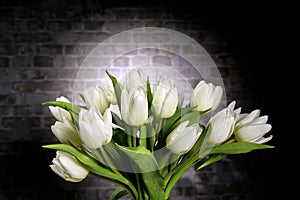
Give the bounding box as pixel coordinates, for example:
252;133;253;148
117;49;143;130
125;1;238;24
190;80;223;113
82;86;110;115
51;117;82;147
123;69;146;92
49;96;71;122
79;107;112;149
166;121;203;155
99;81;117;105
50;151;89;182
234;109;272;144
207;101;237;144
152;77;178;118
121;87;148;126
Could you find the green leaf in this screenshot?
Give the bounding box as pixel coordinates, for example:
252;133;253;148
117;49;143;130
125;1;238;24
112;128;128;146
42;101;81;114
162;107;194;135
115;145;165;199
209;142;275;155
115;145;159;172
42;101;82;126
147;124;156;151
197;154;225;170
146;77;153;109
106;70;122;110
111;112;125;128
102;142;128;170
79;93;86;103
108;187;129;200
169;111;201;131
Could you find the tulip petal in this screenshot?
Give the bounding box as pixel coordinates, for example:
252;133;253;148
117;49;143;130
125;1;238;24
209;115;235;144
212;86;223;110
236;124;272;142
191;81;211;111
251;135;273;144
251;115;268;125
129;93;148;126
56;96;71;103
166;121;201;155
123;69;146;91
168;131;197;154
49;106;71;122
227;101;236;111
79;121;101;149
236;109;260;127
161;87;178;118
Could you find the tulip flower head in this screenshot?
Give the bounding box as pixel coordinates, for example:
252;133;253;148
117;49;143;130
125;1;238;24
99;81;117;105
51;117;82;147
78;107;112;149
166;121;203;155
152;77;179;118
207;101;237;144
234;109;272;144
50;151;89;182
121;87;148;126
190;80;223;113
82;85;110;115
49;96;72;122
123;68;146;92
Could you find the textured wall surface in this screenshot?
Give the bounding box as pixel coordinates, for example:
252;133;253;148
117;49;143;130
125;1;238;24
0;0;286;200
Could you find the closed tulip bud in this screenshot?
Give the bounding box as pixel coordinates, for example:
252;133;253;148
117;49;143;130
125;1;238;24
99;81;117;105
51;117;82;147
207;101;237;144
166;121;203;155
190;80;223;113
121;87;148;126
83;86;110;115
152;77;178;118
49;96;71;122
79;107;112;149
50;151;89;182
123;69;146;91
234;109;273;144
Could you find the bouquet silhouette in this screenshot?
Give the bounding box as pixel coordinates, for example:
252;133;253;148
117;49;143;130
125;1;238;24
43;69;274;200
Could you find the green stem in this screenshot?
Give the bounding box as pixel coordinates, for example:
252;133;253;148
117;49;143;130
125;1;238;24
136;173;143;200
99;147;122;176
170;154;179;171
90;149;106;164
225;138;236;144
127;126;132;147
164;163;192;199
99;147;138;199
155;118;164;144
156;118;164;134
90;173;132;199
132;127;138;147
164;144;210;198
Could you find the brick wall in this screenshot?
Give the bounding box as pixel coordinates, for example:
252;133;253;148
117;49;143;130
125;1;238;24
0;1;278;199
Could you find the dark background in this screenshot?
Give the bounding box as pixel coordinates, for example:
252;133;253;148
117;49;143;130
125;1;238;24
0;0;293;199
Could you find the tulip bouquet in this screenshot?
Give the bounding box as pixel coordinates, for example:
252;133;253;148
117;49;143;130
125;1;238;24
43;69;274;200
